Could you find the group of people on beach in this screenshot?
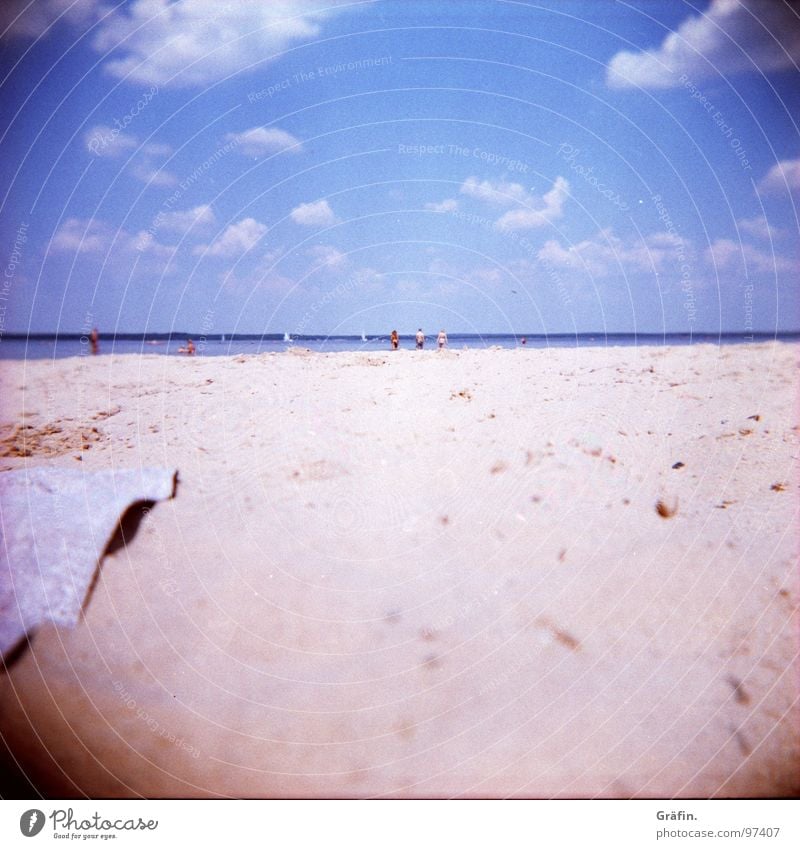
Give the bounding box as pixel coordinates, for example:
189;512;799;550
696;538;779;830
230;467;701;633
390;328;448;350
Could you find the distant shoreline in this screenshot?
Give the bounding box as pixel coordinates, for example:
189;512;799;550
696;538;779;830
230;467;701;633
2;331;798;361
1;331;797;343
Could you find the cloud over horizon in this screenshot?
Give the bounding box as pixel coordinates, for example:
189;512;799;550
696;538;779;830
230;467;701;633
538;229;685;278
606;0;800;89
194;217;268;258
308;244;348;269
95;0;356;88
452;176;569;231
3;0;359;88
225;127;303;156
706;237;796;275
756;157;800;196
159;205;217;235
290;199;338;228
51;216;173;262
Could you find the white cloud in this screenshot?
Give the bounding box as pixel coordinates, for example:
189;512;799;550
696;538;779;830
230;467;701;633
737;215;785;241
460;177;532;207
607;0;800;89
224;126;303;156
85;125;173;159
425;198;459;213
458;175;569;230
85;125;178;188
131;163;179;187
84;125;139;157
756;158;800;195
496;177;569;231
130;230;174;258
51;217;112;254
88;0;358;88
706;238;795;274
290;199;338;228
51;216;172;257
194;217;268;258
159;204;216;234
308;244;347;268
538;229;684;277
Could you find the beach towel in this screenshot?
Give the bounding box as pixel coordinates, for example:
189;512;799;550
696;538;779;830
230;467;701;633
0;467;176;658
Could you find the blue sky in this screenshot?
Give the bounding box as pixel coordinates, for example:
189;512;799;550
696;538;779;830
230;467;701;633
0;0;798;335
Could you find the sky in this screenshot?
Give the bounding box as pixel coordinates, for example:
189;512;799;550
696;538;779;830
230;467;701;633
0;0;798;336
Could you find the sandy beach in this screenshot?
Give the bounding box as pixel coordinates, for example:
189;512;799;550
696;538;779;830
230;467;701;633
0;342;797;798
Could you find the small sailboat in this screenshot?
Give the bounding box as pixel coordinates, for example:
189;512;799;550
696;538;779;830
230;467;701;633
284;332;291;342
361;331;367;342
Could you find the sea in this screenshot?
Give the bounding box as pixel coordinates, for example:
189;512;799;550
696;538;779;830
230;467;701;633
0;332;796;360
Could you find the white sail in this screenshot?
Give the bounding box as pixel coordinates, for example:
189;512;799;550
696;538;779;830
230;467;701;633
284;332;291;342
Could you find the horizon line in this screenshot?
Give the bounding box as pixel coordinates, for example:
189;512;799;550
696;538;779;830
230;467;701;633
3;330;798;339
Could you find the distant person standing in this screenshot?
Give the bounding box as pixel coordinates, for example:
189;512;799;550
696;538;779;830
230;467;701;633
390;329;399;350
437;329;448;349
415;328;425;349
521;336;527;346
187;339;196;356
90;327;99;355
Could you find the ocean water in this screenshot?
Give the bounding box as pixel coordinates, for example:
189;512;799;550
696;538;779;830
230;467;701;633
0;332;796;360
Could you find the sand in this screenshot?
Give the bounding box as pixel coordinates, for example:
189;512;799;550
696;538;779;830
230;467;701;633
0;342;797;798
